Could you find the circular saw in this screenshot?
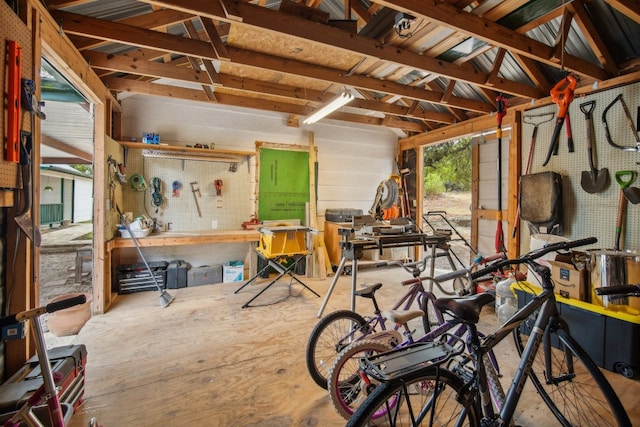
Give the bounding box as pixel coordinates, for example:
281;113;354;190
369;177;399;218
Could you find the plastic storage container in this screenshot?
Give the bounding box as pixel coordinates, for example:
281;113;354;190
514;284;640;378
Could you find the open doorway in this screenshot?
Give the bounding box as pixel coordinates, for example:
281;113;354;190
421;137;473;268
37;57;94;315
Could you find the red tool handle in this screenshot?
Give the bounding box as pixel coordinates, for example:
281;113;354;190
565;111;574;153
6;41;21;163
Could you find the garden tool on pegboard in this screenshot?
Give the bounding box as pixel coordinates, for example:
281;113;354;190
150;177;164;213
602;94;640;152
542;75;577;167
613;171;640;251
214;179;223;196
190;181;202;217
579;101;609;193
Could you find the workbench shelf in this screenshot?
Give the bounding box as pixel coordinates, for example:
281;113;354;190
118;141;255;164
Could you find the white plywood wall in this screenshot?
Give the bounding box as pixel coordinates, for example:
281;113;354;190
121;95;397;217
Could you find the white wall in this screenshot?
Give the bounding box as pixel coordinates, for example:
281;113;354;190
119;95;399;266
121;96;398;214
73;178;93;222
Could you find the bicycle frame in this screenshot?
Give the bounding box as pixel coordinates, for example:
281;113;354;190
1;295;89;427
472;282;558;423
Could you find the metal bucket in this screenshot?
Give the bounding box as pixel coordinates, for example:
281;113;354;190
588;250;640;308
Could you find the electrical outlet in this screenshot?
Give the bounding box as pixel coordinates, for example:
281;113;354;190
211;220;218;229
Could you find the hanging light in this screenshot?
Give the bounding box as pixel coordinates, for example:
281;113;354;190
303;92;355;125
43;175;53;191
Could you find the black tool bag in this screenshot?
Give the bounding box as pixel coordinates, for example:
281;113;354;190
519;171;563;234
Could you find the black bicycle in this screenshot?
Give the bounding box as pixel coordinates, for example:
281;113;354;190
347;237;631;427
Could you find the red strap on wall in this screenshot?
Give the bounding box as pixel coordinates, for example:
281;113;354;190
6;40;22;163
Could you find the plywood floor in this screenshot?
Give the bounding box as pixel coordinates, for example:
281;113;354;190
64;266;640;426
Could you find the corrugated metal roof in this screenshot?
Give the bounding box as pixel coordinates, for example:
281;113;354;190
37;0;640;156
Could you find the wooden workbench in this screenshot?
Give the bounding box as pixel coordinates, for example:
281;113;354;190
105;230;261;307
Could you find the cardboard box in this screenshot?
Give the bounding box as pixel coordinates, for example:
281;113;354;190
188;265;222;287
549;253;587;301
223;261;244;282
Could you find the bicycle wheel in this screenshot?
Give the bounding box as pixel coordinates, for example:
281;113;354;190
306;310;368;389
328;339;394;420
419;292;443;334
346;367;478;427
514;322;631;426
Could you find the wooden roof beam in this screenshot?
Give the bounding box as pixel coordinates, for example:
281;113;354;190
59;13;494;113
371;0;608;81
88;50;456;124
604;0;640;23
103;77;416;129
138;0;543;99
41;135;92;162
569;0;618;76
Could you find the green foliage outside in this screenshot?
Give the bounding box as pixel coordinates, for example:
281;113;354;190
70;164;92;174
70;164;93;175
423;136;472;196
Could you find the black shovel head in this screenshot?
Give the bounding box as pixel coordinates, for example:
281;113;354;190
581;167;609;193
623;186;640;204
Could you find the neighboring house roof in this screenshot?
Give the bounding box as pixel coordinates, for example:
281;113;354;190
41;164;94;180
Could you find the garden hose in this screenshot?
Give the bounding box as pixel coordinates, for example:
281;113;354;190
129;173;146;191
150;177;163;209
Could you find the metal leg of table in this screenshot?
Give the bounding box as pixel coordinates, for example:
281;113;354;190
317;256;347;318
238;255;318;309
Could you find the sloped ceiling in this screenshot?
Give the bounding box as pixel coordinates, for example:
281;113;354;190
40;0;640;161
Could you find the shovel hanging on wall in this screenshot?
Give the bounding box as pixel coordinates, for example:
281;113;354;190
579;100;609;193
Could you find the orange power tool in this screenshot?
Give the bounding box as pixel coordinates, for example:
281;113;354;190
542;75;577;166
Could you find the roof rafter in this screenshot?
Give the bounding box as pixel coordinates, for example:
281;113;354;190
372;0;609;81
138;0;543;99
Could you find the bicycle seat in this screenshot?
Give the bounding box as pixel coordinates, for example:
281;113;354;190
435;292;495;324
354;283;383;299
383;309;425;325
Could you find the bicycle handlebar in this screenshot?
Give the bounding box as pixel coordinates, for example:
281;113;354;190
0;294;87;328
467;237;597;280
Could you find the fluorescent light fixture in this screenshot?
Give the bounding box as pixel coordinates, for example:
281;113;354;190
303;92;355;124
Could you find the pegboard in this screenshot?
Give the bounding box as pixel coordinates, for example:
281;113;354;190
521;82;640;252
1;2;32;189
121;149;254;232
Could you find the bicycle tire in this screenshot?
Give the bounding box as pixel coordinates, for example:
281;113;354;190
514;323;631;426
346;367;478;427
327;339;394;420
419;292;444;334
306;310;368;389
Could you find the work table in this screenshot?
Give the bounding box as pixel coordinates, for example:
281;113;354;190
106;229;261;250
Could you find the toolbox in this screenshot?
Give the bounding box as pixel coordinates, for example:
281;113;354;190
166;260;188;289
114;261;168;294
188;265;222;286
514;284;640;379
0;344;87;414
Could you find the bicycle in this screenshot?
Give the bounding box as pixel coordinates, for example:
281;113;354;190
326;291;501;420
306;252;504;390
0;295;99;427
347;237;632;426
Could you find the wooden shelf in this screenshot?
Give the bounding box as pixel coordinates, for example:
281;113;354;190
106;229;261;251
118;141;255;163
